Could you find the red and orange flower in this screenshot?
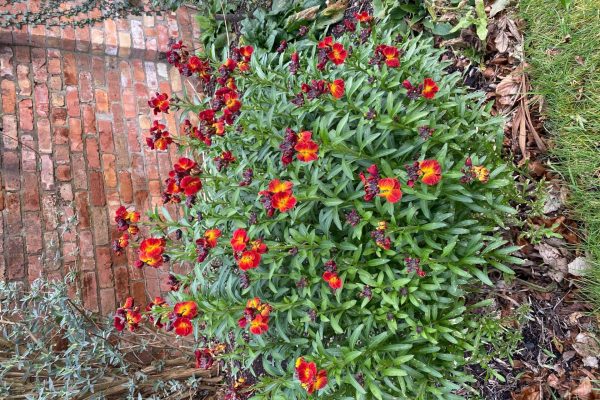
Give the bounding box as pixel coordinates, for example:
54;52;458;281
329;79;345;99
323;271;342;290
295;131;319;162
136;237;166;268
146;120;173;150
231;228;268;271
238;297;271;335
354;11;373;22
259;179;297;216
148;92;170;115
327;43;348;65
375;44;400;68
171;300;199;336
295;357;328;394
114;297;143;332
421;78;439;99
377;177;402;203
230;228;249;252
419;159;442;185
204;228;222;248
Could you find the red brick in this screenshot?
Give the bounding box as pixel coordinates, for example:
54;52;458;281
67;118;83;152
144;267;161;299
105;19;118;55
92;56;105;85
51;92;64;107
41;193;58;230
6;236;25;280
131;20;145;54
90;206;109;245
118;171;134;204
107;70;121;103
0;47;14;78
43;231;61;270
98;119;114;152
130;280;146;307
75;26;91;52
111;103;125;135
95;89;109;113
144;61;158;89
118;32;131;58
131;59;145;82
79;71;93;102
142;148;159;181
27;255;43;284
50;107;67;126
102;154;117;188
127;120;141;153
90;27;104;54
48;75;62;91
47;57;61;75
134;190;149;211
31;48;47;83
1;114;18;150
40;155;55;190
32;83;49;116
63;53;77;85
89;171;106;206
3;151;20;191
18;99;33;131
79;229;95;262
122;88;137;119
5;192;22;231
24;213;43;254
75;192;91;228
54;145;70;165
37;118;52;153
82;271;100;312
113;265;130;302
62;26;76;51
1;79;16;113
96;246;114;288
157;24;169;52
21;135;37;172
56;165;72;182
16;64;31;96
22;172;40;211
100;288;116;316
119;60;133;88
82;104;96;134
148;180;161;197
86;138;101;169
71;153;88;191
66;86;80;117
53;126;69;145
76;52;91;71
15;46;30;63
59;183;73;202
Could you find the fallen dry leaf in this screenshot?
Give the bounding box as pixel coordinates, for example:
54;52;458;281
571;378;593;399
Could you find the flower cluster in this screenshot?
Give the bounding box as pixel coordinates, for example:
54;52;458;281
196;228;222;262
359;164;402;203
370;44;401;68
295;357;328;394
194;344;226;369
114;297;143;332
168;301;199;336
166;40;212;81
163;157;202;203
403;78;439;100
112;206;140;255
238;297;271;335
258;179;297;217
135;237;167;268
214;150;237;172
371;221;391;250
230;228;268;271
146;120;173;151
405;257;426;277
460;158;490;184
148;92;170;115
279;129;319;166
317;36;348;69
145;296;167;328
322;259;342;290
292;78;345;106
406;159;442;187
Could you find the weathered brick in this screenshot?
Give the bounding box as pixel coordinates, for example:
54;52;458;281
18;99;34;131
106;70;121;103
34;83;49;116
79;71;93;102
27;255;43;284
21;135;37;172
14;46;30;63
53;145;70;165
50;107;67;126
100;288;116;316
79;229;95;262
130;280;147;307
102;154;117;188
1;79;16;113
127;119;141;153
131;20;145;55
92;56;105;85
16;64;31;95
3;151;20;191
5;192;22;232
23;213;43;254
63;52;77;85
90;206;109;245
113;264;130;303
6;236;25;280
48;75;62;91
131;59;145;83
90;28;104;54
75;192;91;228
85;138;101;169
53;126;69;146
144;61;158;89
75;26;91;52
22;172;40;211
0;47;14;79
66;86;80;117
2;114;18;150
118;32;131;58
69;118;83;152
50;92;64;107
31;48;47;83
42;231;61;270
59;183;73;202
40;154;55;190
47;57;61;75
118;171;134;204
95;89;109;113
98;119;114;152
81;271;100;312
71;153;88;191
89;171;106;207
82;104;96;134
96;246;114;288
157;24;169;52
104;19;118;55
56;165;72;182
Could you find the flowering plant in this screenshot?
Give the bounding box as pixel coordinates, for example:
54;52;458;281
125;18;518;399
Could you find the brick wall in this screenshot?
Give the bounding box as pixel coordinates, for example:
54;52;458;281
0;5;201;314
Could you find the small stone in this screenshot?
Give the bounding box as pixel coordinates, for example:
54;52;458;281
568;257;588;276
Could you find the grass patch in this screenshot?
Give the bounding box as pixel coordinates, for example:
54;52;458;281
520;0;600;308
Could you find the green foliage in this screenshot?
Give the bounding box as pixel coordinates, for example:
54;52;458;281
157;22;519;398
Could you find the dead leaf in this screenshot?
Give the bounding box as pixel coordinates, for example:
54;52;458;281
572;333;600;360
571;378;593;399
490;0;511;17
568;257;589;277
575;55;585;65
535;242;568;282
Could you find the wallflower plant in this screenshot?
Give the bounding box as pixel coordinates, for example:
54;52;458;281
126;15;520;399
